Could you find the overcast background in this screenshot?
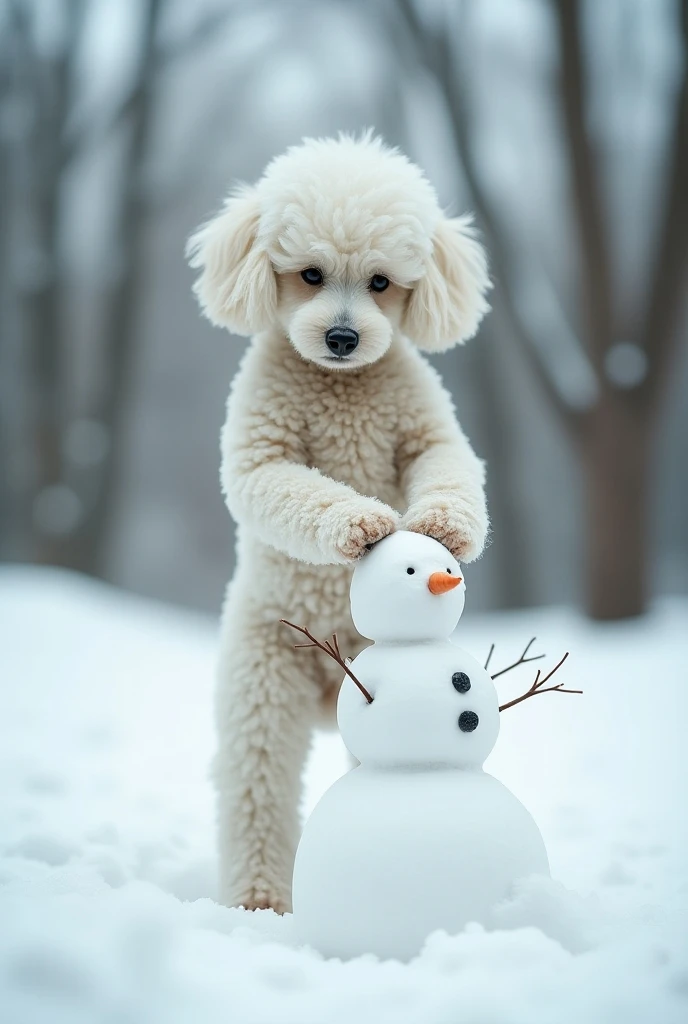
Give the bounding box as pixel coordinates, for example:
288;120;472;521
1;0;686;619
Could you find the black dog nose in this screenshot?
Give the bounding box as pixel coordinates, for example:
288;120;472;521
325;327;359;357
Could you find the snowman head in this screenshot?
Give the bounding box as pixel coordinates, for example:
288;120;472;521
350;531;465;642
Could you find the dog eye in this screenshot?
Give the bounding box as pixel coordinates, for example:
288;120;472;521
370;274;389;293
301;268;323;286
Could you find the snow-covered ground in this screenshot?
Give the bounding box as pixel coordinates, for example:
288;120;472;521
1;565;687;1023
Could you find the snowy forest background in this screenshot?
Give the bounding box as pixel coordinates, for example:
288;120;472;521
1;5;687;1018
1;0;687;622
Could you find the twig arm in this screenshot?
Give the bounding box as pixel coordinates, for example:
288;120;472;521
499;652;582;711
484;643;495;671
491;638;546;680
280;620;374;704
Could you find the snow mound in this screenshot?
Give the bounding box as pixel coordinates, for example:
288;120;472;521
1;567;687;1023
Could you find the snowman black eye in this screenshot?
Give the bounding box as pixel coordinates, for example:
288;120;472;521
447;568;452;574
406;567;415;575
458;710;479;732
452;672;471;693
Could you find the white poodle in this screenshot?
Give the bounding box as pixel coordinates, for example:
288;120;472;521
188;133;491;913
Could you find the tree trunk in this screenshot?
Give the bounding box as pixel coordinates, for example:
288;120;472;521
12;45;65;566
582;396;650;620
22;173;67;567
10;1;84;567
66;0;162;577
466;317;537;609
0;48;12;558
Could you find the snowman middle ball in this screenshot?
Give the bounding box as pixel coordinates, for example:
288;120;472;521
337;641;500;769
291;531;550;961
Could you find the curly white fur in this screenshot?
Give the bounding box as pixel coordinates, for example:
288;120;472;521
188;133;492;913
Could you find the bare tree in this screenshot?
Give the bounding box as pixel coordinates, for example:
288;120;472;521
0;3;13;556
0;0;235;575
394;0;688;619
6;0;89;565
64;0;164;575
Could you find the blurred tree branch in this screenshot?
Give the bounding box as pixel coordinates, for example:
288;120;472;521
0;0;237;574
161;4;237;62
5;0;87;563
392;0;688;619
67;0;164;574
61;3;236;171
394;0;591;437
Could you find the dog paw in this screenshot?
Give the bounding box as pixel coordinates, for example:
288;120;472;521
240;894;290;915
229;884;290;917
402;499;488;562
333;501;399;562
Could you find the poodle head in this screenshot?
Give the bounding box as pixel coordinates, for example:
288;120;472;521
187;133;491;369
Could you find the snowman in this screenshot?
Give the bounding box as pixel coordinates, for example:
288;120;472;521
283;531;578;962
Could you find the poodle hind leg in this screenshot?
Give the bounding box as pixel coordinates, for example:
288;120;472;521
214;598;318;913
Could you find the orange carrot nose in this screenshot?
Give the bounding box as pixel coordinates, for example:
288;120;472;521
428;572;462;595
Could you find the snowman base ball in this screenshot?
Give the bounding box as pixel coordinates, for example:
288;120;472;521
292;767;549;962
290;532;552;962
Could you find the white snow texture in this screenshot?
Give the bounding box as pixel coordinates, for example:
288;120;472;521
1;565;687;1023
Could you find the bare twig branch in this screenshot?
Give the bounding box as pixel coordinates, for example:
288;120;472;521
280;620;373;704
490;638;546;680
498;652;582;711
484;643;495;671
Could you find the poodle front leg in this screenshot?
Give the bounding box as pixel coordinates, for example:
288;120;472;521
396;362;489;563
214;598;317;913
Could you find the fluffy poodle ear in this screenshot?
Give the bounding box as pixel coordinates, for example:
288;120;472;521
403;215;491;352
186;186;277;335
